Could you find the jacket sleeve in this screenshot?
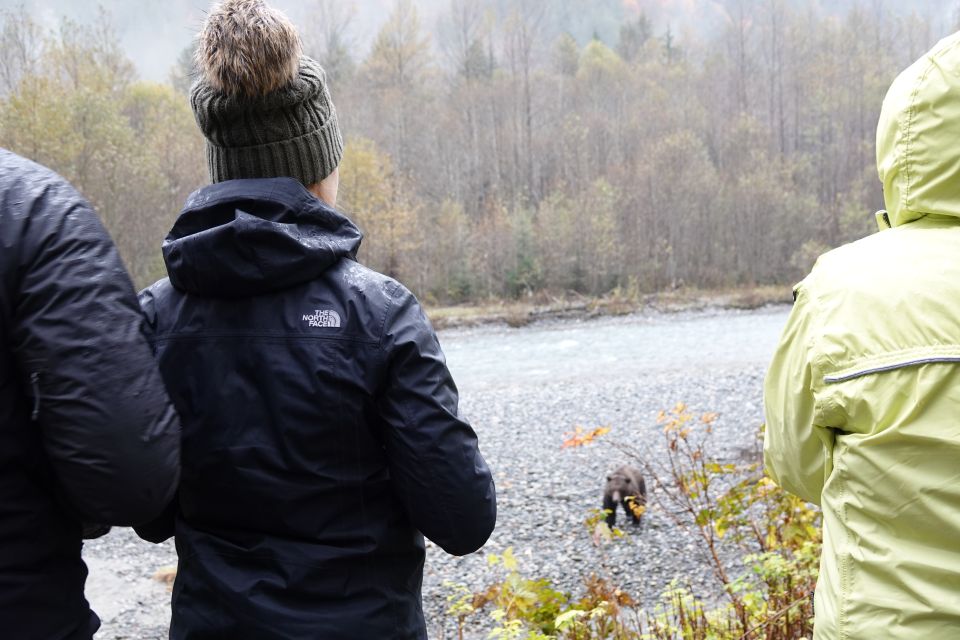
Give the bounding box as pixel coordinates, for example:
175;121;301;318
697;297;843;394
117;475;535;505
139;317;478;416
133;499;178;543
131;286;178;543
11;179;180;526
377;283;496;556
762;284;834;506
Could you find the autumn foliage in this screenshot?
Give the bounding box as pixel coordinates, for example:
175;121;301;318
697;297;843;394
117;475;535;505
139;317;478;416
0;2;944;302
449;405;821;639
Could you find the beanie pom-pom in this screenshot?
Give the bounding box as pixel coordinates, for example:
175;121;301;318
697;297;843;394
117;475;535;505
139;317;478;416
196;0;302;97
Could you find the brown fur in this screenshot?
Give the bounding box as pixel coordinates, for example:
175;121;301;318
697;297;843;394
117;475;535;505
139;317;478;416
603;465;646;528
196;0;302;97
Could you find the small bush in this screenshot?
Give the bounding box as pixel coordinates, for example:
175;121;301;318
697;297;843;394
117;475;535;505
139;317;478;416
449;404;821;640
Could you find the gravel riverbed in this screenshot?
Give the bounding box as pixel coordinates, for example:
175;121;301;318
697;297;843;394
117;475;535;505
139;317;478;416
84;307;789;639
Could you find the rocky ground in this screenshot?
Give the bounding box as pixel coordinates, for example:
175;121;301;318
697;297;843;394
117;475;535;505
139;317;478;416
84;309;778;639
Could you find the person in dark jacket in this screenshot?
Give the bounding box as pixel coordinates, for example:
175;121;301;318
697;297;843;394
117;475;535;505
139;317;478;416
0;149;181;639
135;2;497;638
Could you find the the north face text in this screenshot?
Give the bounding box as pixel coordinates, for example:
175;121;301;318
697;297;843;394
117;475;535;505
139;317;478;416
303;309;341;328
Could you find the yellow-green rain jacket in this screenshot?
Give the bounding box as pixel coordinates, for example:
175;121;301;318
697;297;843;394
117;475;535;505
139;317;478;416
764;33;960;638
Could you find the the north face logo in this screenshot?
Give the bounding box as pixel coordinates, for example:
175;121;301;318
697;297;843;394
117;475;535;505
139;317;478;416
303;309;341;328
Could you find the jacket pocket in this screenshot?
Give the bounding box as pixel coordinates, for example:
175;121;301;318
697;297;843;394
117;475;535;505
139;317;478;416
21;357;48;422
28;370;41;421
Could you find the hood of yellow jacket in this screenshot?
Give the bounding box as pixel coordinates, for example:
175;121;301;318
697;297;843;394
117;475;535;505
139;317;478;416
878;31;960;227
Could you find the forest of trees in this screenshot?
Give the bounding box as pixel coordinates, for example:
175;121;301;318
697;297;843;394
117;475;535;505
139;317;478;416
0;1;953;301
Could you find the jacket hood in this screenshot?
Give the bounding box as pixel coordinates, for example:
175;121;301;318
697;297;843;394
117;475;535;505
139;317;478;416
878;32;960;228
163;178;362;297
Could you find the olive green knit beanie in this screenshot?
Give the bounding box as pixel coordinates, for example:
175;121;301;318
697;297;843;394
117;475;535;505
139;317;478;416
190;0;343;186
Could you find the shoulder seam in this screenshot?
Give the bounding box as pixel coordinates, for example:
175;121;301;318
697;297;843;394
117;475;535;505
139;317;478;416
378;280;403;352
154;332;379;346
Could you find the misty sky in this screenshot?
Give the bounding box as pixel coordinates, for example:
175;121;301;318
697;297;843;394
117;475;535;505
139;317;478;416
6;0;957;82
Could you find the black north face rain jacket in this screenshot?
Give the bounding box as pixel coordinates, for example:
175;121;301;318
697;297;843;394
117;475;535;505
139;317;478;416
0;150;180;639
139;178;496;639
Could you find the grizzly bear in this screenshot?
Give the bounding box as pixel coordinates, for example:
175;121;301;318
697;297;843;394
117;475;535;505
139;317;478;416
603;465;646;528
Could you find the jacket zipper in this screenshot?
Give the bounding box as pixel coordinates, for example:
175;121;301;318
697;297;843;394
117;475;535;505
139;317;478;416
29;372;40;421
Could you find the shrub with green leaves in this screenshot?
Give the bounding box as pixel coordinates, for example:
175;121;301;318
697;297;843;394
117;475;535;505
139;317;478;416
449;405;820;640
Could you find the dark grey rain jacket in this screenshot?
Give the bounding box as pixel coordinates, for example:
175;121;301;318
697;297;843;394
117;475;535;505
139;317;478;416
138;177;496;639
0;149;180;639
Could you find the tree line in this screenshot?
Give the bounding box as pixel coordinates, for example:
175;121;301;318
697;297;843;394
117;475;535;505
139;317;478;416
0;1;949;301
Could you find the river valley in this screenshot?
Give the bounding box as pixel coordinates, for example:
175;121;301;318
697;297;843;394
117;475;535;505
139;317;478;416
85;305;792;639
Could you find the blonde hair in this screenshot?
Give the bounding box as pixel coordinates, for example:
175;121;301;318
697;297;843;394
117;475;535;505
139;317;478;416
195;0;303;97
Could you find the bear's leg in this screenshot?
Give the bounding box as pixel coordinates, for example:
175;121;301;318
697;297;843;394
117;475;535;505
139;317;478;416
624;496;644;528
630;506;641;528
603;494;617;528
622;498;641;527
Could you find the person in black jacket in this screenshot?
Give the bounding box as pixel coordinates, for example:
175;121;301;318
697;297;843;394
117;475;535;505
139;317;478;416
0;149;181;639
135;2;497;638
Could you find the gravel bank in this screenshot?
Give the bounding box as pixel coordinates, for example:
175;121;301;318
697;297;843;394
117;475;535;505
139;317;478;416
84;308;784;639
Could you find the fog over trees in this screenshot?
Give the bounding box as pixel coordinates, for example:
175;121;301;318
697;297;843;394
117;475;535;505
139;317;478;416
1;1;958;300
11;1;956;81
